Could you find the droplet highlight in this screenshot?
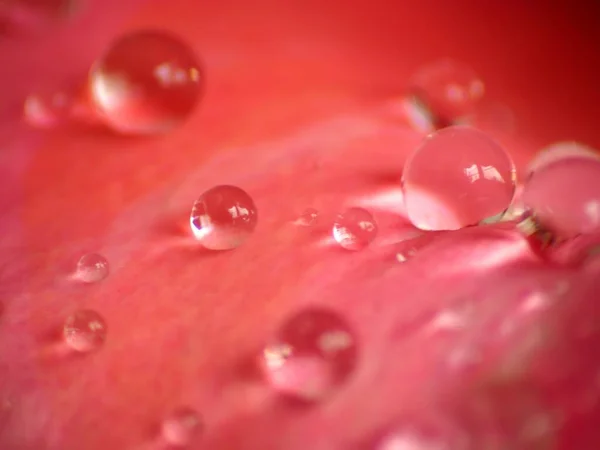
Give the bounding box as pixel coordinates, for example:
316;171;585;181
402;126;516;231
161;407;202;447
90;29;203;135
333;207;378;251
190;185;258;250
23;88;74;128
63;309;107;352
75;253;109;283
260;308;357;401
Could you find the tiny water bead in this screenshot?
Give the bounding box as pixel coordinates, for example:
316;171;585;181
406;60;484;130
63;309;107;352
161;407;202;447
526;141;600;179
189;185;258;250
402;126;516;231
260;308;357;402
296;208;319;226
23;88;74;128
75;253;109;283
90;29;203;135
522;158;600;238
333;207;378;251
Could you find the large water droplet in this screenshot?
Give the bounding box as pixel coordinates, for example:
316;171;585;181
333;207;378;251
90;29;203;135
260;308;357;402
402;126;516;231
526;141;600;179
189;185;258;250
522;157;600;238
75;253;109;283
161;407;202;447
405;60;484;131
63;309;107;352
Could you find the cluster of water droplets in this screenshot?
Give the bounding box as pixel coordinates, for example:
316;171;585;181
5;7;600;448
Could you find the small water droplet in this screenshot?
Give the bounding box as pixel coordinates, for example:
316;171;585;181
296;208;319;226
161;406;202;447
402;126;516;231
522;157;600;238
23;88;74;128
63;309;107;352
75;253;109;283
90;29;203;135
260;308;357;402
405;60;484;131
333;207;378;251
189;185;258;250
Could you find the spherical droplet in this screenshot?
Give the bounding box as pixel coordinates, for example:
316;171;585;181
296;208;319;226
402;126;516;231
23;88;74;128
189;185;258;250
76;253;109;283
372;413;471;450
406;60;484;130
90;29;203;135
333;207;378;251
63;309;107;352
161;407;202;447
522;158;600;238
526;141;600;179
260;308;357;402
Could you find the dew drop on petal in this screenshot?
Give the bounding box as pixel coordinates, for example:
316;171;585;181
75;253;109;283
522;158;600;238
526;141;600;179
296;208;319;226
333;207;378;251
23;88;74;128
405;60;484;131
63;309;107;352
90;29;203;135
402;126;516;231
161;407;202;447
189;185;258;250
260;308;357;402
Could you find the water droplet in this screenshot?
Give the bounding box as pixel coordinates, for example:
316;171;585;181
333;207;378;251
190;185;258;250
63;309;107;352
526;141;600;179
296;208;319;226
371;412;471;450
522;157;600;238
75;253;109;283
23;88;74;128
402;126;516;231
90;29;203;135
161;407;202;447
405;60;484;131
260;308;357;401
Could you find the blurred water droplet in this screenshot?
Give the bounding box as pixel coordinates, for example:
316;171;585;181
296;208;319;226
260;308;357;402
161;406;202;447
23;89;74;128
90;29;203;135
402;126;516;230
75;253;109;283
333;207;378;251
63;309;107;352
405;60;484;131
527;141;600;179
189;185;258;250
